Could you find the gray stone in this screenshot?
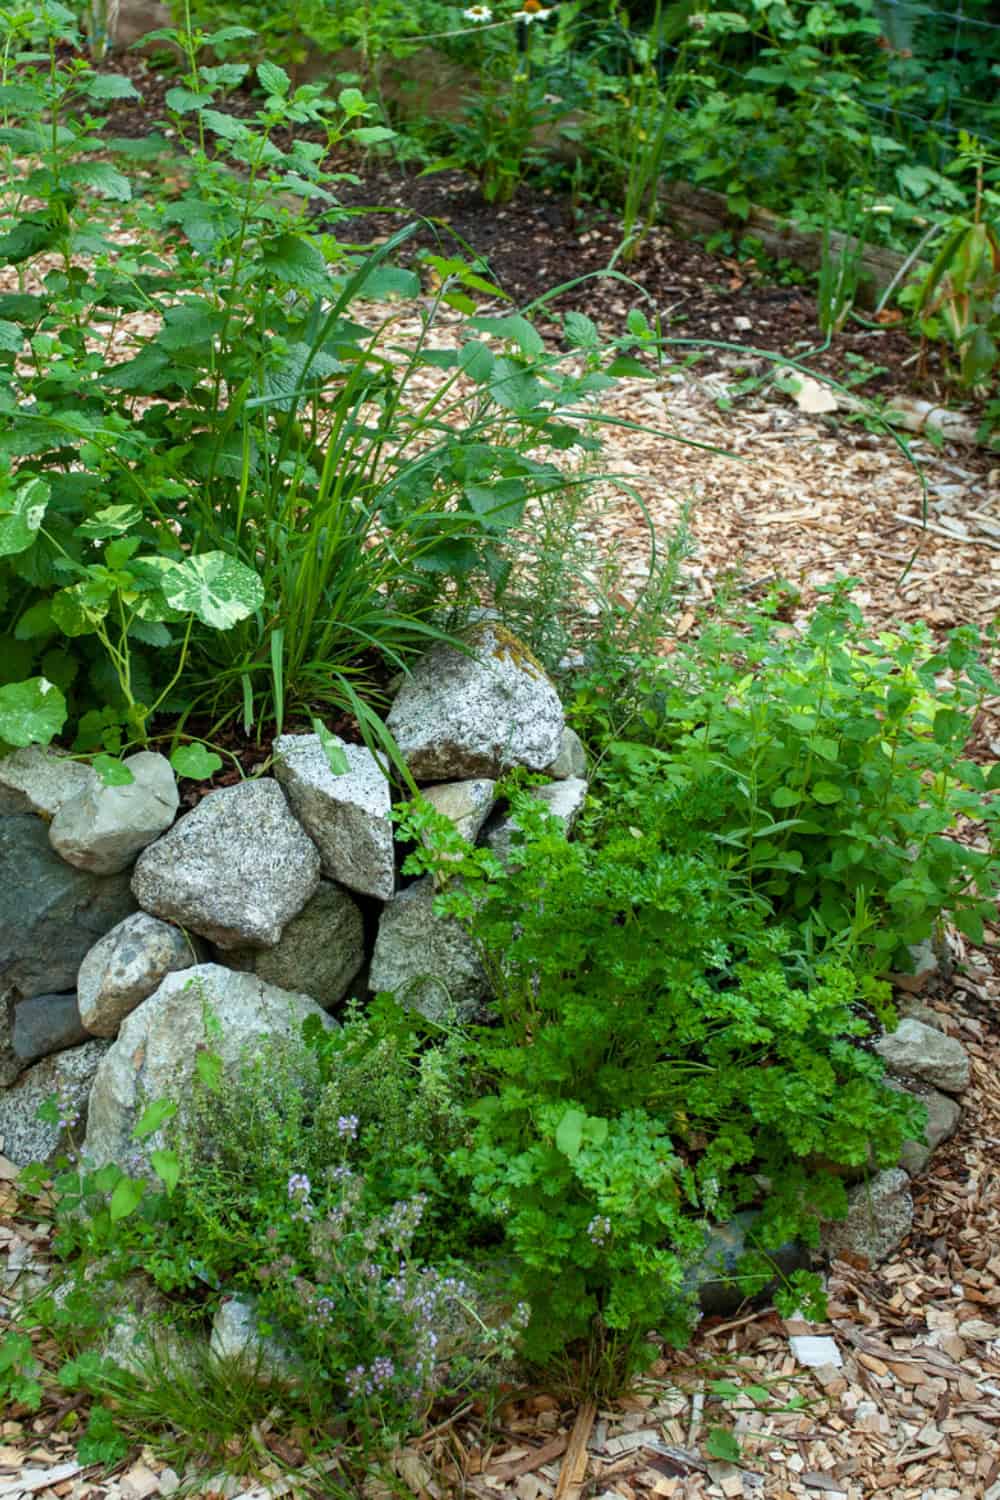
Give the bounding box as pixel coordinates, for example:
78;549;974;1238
386;625;564;780
77;913;201;1038
369;877;489;1021
885;1080;962;1176
131;780;320;950
898;999;944;1031
0;746;98;819
13;992;88;1065
484;777;588;863
685;1211;806;1317
225;881;365;1009
83;963;335;1167
0;814;137;997
875;1017;970;1094
210;1295;303;1386
544;726;587;780
0;1040;108;1166
273;733;394;901
822;1168;913;1266
49;751;179;876
421;779;496;845
103;1278;198;1381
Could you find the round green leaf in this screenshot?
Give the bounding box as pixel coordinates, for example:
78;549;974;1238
0;477;49;558
170;742;223;780
810;780;843;805
0;676;67;747
160;552;264;630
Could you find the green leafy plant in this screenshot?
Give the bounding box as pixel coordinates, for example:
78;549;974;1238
397;774;923;1385
575;580;1000;962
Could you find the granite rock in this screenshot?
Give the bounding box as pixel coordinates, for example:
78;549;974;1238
49;751;179;875
77;912;201;1037
224;881;365;1009
83;964;335;1166
386;626;564;780
369;877;489;1021
273;733;394;900
131;780;320;949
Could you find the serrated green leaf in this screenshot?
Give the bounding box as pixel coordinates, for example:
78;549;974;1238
84;73;140;101
258;233;329;295
468;314;544;357
164;85;214;113
353;125;395;146
65;162;131;202
257;60;290;96
705;1427;741;1463
159;552;264;630
0;319;23;351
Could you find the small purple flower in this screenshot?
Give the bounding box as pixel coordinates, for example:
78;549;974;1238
587;1214;612;1247
336;1114;359;1140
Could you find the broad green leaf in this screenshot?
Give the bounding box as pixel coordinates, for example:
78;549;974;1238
93;754;134;787
770;785;800;808
555;1107;586;1160
164;86;214;113
84;74;140;101
65;162;131;203
312;717;350;776
0;676;66;747
170;742;222;780
78;505;143;539
51;581;111;637
810;781;843;805
563;310;599;349
458;341;494;382
468;314;544;357
160;553;264;630
257;61;290;96
258;233;330;295
200;108;250;141
0;319;23;351
606;354;651;378
133;1098;178;1140
705;1428;741;1463
150;1148;181;1196
0;477;48;557
109;1176;145;1222
353;125;396;146
338;86;372;117
195;1048;223;1092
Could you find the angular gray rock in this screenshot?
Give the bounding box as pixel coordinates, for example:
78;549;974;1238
49;751;179;876
369;877;489;1021
0;746;98;819
886;1081;962;1176
822;1168;913;1266
131;780;320;950
77;913;200;1038
484;777;588;863
386;625;564;780
1;813;135;1083
210;1295;303;1386
273;733;394;901
421;779;496;845
84;964;335;1167
224;881;365;1009
13;992;89;1065
544;726;587;780
875;1017;970;1094
0;1039;108;1166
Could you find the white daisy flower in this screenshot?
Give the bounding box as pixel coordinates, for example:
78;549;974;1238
512;4;554;20
463;4;492;18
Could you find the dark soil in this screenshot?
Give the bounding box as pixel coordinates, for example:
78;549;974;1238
90;56;975;419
